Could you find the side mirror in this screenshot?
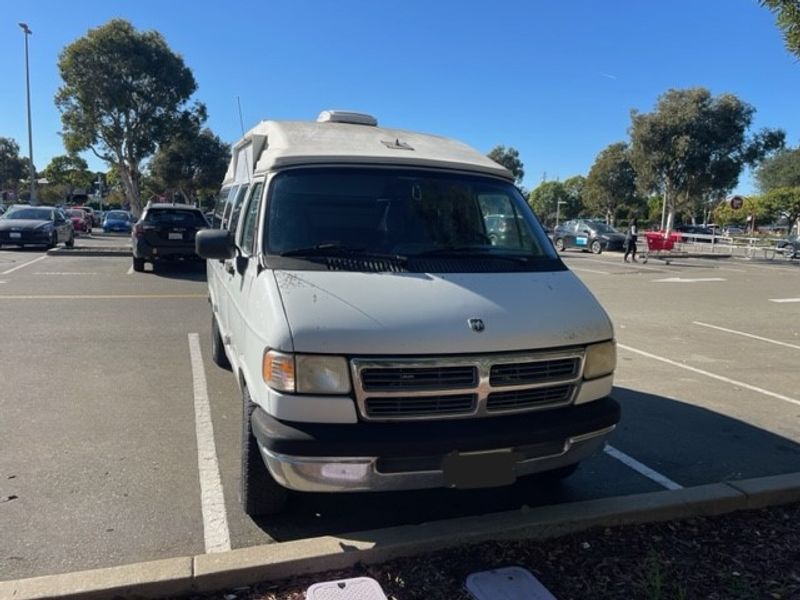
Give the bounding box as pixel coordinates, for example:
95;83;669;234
196;229;235;260
235;255;248;275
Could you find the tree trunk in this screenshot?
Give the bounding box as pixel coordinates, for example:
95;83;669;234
178;185;191;205
118;162;142;217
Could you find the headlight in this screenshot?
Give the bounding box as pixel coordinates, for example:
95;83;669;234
584;340;616;380
262;350;351;394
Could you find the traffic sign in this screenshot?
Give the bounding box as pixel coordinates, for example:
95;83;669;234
728;195;744;210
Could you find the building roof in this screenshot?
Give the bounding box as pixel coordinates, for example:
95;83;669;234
223;117;513;184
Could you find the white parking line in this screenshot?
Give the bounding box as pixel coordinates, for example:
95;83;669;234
693;321;800;351
126;265;134;275
769;298;800;304
652;277;726;283
1;255;46;275
618;343;800;408
569;267;611;275
604;445;683;490
187;333;231;554
34;272;97;276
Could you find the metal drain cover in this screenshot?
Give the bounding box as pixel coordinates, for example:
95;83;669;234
307;576;388;600
466;566;557;600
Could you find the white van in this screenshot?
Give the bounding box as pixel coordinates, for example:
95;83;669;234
197;111;619;516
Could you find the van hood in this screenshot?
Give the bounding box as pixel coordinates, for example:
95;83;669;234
273;270;613;355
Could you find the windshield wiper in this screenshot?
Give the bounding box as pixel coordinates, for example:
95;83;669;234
279;244;407;263
414;246;543;263
414;245;492;256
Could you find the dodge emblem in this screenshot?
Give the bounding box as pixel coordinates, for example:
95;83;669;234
468;318;485;333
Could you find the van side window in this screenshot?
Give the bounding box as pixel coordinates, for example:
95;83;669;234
239;182;263;256
224;185;249;233
212;187;231;228
477;193;530;250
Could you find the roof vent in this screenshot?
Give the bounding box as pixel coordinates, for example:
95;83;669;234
317;110;378;126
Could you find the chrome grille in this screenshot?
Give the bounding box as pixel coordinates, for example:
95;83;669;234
487;385;574;411
490;358;579;386
365;394;476;418
351;349;584;421
361;366;477;391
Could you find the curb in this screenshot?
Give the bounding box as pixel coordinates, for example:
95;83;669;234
3;472;800;600
47;246;131;257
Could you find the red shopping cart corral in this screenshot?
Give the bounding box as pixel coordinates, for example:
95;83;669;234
641;231;686;264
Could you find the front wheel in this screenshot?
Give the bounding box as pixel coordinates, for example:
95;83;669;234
554;238;565;252
47;232;57;249
132;257;145;272
590;240;603;254
65;233;75;248
241;386;289;517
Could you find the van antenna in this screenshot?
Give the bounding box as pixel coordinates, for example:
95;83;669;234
236;96;246;136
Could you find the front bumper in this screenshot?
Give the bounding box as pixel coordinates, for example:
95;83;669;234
0;230;51;244
133;240;199;260
252;396;619;492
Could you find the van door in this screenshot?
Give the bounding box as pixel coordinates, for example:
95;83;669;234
217;184;249;336
208;186;234;332
227;180;264;368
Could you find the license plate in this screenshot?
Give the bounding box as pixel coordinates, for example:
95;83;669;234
442;450;520;489
168;232;183;240
576;236;588;246
9;232;21;239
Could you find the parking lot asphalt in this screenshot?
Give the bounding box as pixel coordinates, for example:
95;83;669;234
1;245;798;581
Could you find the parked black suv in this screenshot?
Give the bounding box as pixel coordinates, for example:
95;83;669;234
131;203;209;272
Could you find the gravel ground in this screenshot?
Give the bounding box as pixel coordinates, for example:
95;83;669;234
182;503;800;600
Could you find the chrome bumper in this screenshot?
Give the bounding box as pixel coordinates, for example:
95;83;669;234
258;425;614;492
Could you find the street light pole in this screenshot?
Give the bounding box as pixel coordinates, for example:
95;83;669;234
555;200;566;228
18;23;36;205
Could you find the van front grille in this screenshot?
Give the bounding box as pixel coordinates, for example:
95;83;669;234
487;385;574;411
365;394;476;418
351;350;585;421
361;366;477;391
490;358;579;386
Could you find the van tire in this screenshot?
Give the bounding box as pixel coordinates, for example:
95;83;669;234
241;386;288;517
132;257;145;272
211;316;231;370
590;240;603;254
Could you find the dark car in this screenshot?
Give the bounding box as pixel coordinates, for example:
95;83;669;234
102;210;132;233
132;203;209;272
66;208;91;234
776;234;798;260
674;224;715;243
0;205;75;249
553;219;626;254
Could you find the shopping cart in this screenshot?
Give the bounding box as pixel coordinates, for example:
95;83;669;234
640;231;687;264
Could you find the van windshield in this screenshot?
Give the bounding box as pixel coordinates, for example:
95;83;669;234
265;168;558;271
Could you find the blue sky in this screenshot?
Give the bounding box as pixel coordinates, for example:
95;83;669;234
1;0;799;194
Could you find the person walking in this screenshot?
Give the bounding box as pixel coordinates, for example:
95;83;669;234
624;218;638;263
